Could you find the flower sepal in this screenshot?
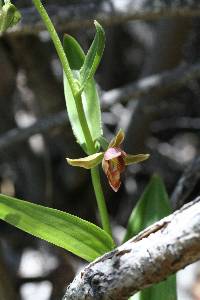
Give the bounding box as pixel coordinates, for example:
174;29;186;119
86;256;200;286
125;154;150;165
67;152;104;169
66;129;150;192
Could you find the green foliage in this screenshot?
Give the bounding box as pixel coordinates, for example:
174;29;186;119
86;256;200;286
130;276;177;300
80;21;105;91
0;194;115;262
124;175;177;300
0;1;21;34
140;276;176;300
124;175;171;241
63;32;102;152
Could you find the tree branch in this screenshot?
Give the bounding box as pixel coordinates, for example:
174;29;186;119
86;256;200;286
171;157;200;210
151;117;200;133
0;111;67;152
102;62;200;108
9;0;200;35
63;198;200;300
1;62;200;151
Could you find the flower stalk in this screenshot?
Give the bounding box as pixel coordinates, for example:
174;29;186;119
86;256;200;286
32;0;113;237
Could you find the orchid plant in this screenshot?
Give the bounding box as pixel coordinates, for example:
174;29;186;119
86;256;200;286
0;2;176;300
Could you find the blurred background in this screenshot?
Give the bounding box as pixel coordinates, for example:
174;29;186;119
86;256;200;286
0;0;200;299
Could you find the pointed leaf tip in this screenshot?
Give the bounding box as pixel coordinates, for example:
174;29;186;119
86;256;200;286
63;31;103;152
80;20;105;90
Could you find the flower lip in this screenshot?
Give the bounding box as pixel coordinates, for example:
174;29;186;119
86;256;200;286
104;147;122;161
66;129;150;192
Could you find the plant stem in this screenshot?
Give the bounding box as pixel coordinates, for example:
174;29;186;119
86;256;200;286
32;0;112;238
32;0;77;96
91;167;112;237
75;94;95;154
76;95;112;237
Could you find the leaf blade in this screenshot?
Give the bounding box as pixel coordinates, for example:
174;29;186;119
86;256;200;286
63;34;102;151
124;174;171;241
80;20;105;90
0;194;115;262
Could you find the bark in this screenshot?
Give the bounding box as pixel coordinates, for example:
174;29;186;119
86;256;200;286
0;111;67;151
63;198;200;300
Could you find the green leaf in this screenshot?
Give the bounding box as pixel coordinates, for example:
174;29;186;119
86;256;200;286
0;194;115;262
63;34;102;152
139;275;177;300
63;34;84;70
125;175;177;300
124;174;171;241
63;70;87;151
0;2;21;34
80;20;105;90
129;276;177;300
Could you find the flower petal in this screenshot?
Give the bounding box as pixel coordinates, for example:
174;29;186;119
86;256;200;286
109;129;125;148
104;162;121;192
104;147;121;160
125;154;150;165
66;152;104;169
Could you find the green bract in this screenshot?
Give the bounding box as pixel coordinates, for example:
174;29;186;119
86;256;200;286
0;194;115;262
0;1;21;34
80;20;105;91
63;24;103;153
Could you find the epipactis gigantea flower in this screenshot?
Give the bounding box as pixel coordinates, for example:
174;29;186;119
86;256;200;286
66;130;149;192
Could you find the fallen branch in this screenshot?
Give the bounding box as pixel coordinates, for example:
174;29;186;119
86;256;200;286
63;198;200;300
9;0;200;35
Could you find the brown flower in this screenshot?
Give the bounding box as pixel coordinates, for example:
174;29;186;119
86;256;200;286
66;129;149;192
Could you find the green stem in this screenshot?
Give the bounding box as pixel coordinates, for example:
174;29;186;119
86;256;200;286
32;0;112;238
32;0;77;96
76;95;112;237
91;167;112;237
75;94;95;154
